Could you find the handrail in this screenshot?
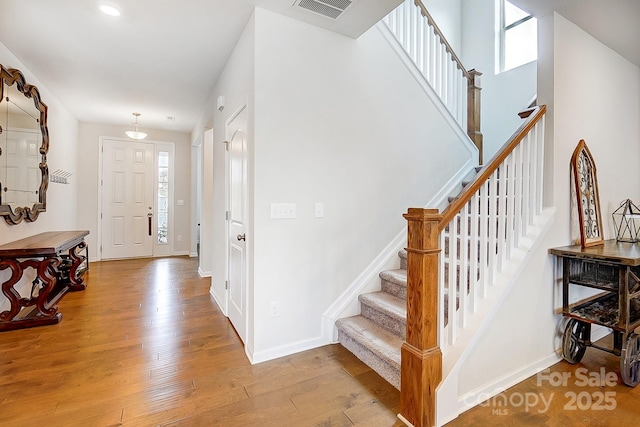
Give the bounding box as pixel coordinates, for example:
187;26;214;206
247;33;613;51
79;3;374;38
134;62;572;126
414;0;471;80
440;105;546;229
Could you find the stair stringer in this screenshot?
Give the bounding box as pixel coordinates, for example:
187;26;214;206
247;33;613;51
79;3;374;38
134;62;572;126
321;157;479;344
436;207;556;426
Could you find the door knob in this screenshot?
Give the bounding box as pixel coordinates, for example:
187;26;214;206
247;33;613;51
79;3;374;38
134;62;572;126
237;234;246;241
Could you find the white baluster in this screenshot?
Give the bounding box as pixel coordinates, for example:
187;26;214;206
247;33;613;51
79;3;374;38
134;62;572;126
505;153;515;260
448;214;458;346
513;144;523;247
520;135;535;234
478;181;488;298
488;173;498;286
416;12;424;74
469;192;479;312
536;117;546;215
459;200;470;328
439;230;447;350
497;165;507;272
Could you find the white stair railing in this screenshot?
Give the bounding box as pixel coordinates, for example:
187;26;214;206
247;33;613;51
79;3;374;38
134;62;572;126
382;0;483;161
439;106;546;350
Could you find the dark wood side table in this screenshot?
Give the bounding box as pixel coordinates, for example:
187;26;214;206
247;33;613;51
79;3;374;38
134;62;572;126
0;230;89;331
549;240;640;386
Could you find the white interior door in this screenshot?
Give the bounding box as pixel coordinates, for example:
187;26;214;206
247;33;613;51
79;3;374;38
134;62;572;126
101;139;154;259
227;105;248;343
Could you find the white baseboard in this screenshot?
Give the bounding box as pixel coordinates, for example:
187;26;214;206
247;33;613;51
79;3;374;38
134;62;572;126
209;287;227;316
172;250;189;256
189;251;198;257
451;351;562;423
248;335;329;364
439;324;612;426
198;268;212;277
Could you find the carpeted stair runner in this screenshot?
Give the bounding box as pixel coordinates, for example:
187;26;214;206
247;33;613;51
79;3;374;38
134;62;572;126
336;250;408;389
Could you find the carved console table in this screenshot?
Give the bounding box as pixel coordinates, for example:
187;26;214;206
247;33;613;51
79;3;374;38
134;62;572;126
0;230;89;331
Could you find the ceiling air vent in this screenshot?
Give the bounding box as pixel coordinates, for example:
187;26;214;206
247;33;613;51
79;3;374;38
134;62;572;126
295;0;355;20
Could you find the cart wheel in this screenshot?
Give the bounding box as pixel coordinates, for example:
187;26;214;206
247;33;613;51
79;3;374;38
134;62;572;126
562;318;590;364
620;333;640;387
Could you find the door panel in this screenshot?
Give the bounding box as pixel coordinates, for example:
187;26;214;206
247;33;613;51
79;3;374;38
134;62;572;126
227;105;248;343
102;139;154;259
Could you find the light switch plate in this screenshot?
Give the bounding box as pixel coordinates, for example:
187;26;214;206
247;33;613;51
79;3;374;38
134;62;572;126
271;203;296;219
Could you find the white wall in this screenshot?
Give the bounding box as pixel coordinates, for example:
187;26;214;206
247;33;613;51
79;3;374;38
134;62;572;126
198;129;214;277
456;10;640;406
249;8;473;361
461;0;537;161
77;123;192;260
190;137;202;258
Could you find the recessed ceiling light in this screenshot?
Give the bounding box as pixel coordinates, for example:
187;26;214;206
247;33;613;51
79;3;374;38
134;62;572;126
97;1;121;17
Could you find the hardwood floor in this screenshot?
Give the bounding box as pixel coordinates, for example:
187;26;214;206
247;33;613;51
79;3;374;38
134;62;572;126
0;257;401;427
3;256;640;426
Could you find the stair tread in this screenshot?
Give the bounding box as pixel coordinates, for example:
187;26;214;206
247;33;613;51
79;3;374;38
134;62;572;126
336;315;402;368
359;291;406;320
379;269;407;285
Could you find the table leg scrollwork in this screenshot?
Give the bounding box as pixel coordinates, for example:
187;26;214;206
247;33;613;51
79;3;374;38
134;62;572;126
67;240;88;291
0;259;24;322
0;257;62;331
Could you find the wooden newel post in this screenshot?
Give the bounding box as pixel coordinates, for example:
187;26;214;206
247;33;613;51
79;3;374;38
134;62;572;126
467;69;483;165
400;208;443;427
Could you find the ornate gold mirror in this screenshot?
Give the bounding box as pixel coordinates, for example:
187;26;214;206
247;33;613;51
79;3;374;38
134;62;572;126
0;65;48;224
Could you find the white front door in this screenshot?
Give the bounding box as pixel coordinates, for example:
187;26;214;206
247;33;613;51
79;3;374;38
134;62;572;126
227;105;248;343
101;139;155;259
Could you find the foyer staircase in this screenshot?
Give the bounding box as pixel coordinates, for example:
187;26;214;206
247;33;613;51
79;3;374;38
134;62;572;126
335;182;475;390
332;1;550;425
335;103;549;421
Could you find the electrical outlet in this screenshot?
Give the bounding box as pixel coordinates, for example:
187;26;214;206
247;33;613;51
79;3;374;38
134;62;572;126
270;301;280;317
177;235;182;242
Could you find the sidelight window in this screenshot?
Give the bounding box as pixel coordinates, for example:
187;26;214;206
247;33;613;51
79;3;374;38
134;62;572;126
157;151;169;244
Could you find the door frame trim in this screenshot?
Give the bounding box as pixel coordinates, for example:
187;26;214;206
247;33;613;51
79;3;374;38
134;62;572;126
224;103;248;341
97;137;176;261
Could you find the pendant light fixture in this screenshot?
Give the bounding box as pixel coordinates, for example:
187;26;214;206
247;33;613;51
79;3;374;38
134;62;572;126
125;112;148;140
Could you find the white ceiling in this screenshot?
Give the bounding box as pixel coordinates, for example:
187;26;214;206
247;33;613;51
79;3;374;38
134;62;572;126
0;0;256;132
0;0;637;134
